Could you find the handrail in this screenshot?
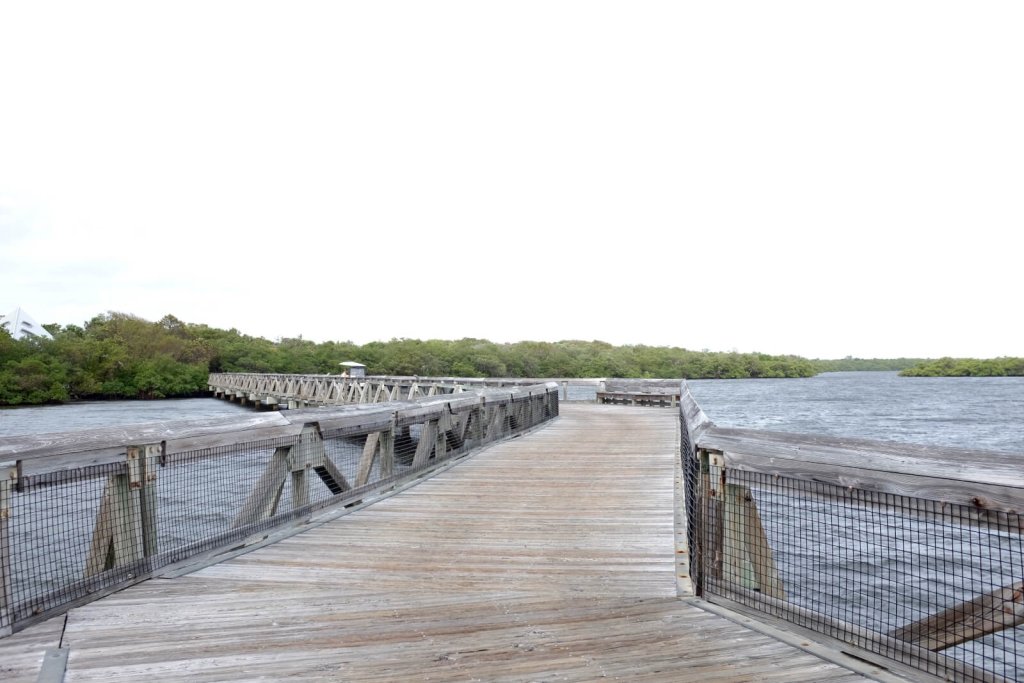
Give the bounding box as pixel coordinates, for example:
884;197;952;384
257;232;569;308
207;373;675;406
679;380;1024;683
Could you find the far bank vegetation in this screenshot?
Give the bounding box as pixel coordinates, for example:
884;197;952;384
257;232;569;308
1;312;1018;406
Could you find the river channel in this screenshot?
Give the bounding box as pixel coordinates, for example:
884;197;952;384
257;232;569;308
3;372;1022;454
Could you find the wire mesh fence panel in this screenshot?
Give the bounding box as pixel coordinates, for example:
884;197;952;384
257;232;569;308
8;462;150;627
157;435;299;565
699;468;1023;682
680;417;702;594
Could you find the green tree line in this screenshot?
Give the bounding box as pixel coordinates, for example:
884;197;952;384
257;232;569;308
814;357;925;372
899;357;1024;377
0;311;831;405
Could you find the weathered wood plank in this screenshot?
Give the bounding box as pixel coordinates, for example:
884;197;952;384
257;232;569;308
715;444;1024;515
230;447;290;528
133;444;161;559
722;484;784;599
412;420;438;467
355;432;380;488
698;426;1024;489
891;580;1024;651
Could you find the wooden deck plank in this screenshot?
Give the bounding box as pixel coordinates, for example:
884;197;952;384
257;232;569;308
6;405;874;681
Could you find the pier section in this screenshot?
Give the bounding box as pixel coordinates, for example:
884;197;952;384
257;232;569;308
1;405;876;681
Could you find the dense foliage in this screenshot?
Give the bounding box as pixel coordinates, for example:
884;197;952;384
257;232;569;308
0;312;829;405
899;357;1024;377
813;357;924;372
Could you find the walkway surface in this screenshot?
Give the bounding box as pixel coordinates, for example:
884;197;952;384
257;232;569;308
2;405;873;682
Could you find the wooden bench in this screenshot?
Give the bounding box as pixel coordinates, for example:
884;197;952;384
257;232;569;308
597;379;681;407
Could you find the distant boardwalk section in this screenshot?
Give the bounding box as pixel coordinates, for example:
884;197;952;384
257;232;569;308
208;372;607;408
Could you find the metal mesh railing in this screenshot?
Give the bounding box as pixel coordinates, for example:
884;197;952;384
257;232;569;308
693;465;1023;682
679;408;703;595
0;388;558;635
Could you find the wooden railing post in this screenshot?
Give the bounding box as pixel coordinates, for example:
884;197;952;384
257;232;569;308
702;449;725;582
436;405;453;460
0;466;14;637
473;399;486;445
131;444;161;559
380;418;395;478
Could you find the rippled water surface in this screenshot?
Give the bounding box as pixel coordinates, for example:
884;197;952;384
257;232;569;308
0;398;252;438
2;373;1021;453
686;371;1024;454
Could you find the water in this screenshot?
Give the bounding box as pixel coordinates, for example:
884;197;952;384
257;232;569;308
3;373;1021;453
687;371;1024;454
0;398;252;438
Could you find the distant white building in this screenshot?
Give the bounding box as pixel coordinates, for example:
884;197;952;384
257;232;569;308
0;307;54;340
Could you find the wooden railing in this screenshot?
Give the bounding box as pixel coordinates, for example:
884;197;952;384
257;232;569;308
208;373;685;408
207;373;482;408
0;383;559;637
679;381;1024;683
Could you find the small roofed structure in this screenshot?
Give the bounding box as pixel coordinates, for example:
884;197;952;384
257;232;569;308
339;361;367;378
1;307;54;340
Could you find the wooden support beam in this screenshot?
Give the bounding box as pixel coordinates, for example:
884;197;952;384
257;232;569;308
473;401;486;444
891;580;1024;651
455;409;471;443
84;476;117;577
485;404;506;442
356;432;381;487
722;484;784;599
231;447;290;528
84;466;142;578
291;424;351;505
413;420;439;467
313;456;350;496
291;467;309;508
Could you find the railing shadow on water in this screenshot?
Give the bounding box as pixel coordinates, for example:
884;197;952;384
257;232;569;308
0;383;560;637
679;380;1024;683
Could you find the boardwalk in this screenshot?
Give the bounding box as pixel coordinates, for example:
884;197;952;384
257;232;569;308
2;405;877;682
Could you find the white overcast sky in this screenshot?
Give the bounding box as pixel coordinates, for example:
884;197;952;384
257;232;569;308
1;1;1021;359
